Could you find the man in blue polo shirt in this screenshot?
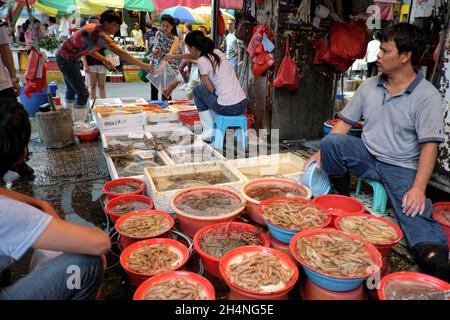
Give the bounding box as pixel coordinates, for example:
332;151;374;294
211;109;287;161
306;23;449;282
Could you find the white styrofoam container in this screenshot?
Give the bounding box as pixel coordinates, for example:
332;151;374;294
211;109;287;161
226;152;306;182
93;98;122;107
119;97;148;105
145;121;184;133
103;150;170;181
166;104;197;112
143;161;245;213
164;141;225;164
96;112;147;132
101;130;151;149
146;110;180;123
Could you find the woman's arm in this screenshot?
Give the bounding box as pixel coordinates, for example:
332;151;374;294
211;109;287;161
32;218;111;256
201;74;216;93
165;53;196;61
169;36;180;55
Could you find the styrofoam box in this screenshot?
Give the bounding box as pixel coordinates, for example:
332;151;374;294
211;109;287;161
163;141;225;164
166;104;197;112
104;150;170;181
101;131;152;149
145;121;184;133
226;152;306;182
119;97;148;105
143;161;245;213
95;112;147;132
93;98;122;108
146;110;180;123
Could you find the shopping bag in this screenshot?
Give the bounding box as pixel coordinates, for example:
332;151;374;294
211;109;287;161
146;61;184;98
273;38;299;91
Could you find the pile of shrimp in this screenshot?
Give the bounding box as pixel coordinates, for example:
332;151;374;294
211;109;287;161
126;245;180;275
295;231;376;277
338;215;398;245
118;214;170;238
143;278;205;300
261;199;329;230
226;253;294;292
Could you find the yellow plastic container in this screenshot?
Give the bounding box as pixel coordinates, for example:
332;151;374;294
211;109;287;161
124;71;141;82
46;70;64;83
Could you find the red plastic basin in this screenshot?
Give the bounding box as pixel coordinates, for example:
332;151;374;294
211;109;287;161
105;194;153;224
102;178;146;200
334;213;403;257
432;202;450;248
313;194;366;224
377;271;450;300
300;278;367;300
241;178;312;225
193;222;270;279
119;238;190;287
115;210;174;250
133;271;215;300
219;245;299;300
171;186;246;237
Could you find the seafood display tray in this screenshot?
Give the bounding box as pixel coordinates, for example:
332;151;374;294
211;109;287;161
160;141;225;164
226;152;305;182
93;112;146;132
145;122;184;133
120;97;148;105
92;98;122;108
104;150;171;180
101;131;153;149
143;161;245;213
146;110;180;123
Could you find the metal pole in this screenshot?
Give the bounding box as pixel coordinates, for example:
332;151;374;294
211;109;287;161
408;0;414;23
211;0;220;48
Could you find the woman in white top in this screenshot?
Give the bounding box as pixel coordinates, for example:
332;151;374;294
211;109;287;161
166;30;247;141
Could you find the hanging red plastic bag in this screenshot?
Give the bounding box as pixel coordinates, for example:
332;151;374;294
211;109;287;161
273;38;299;91
252;51;275;78
329;21;368;60
24;63;47;98
217;11;226;37
313;37;328;65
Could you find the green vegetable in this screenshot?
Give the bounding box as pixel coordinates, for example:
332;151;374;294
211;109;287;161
39;37;61;52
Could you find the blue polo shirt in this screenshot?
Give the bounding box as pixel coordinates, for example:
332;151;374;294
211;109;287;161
338;72;445;170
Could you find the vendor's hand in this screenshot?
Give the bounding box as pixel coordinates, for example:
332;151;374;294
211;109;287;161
104;60;116;71
12;81;21;96
142;63;153;73
164;54;175;61
402;187;426;217
304;150;321;170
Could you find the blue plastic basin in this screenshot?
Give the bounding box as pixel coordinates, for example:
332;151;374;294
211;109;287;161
19;81;58;117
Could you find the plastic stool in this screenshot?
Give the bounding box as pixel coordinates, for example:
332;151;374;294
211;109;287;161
356;178;388;214
211;114;248;150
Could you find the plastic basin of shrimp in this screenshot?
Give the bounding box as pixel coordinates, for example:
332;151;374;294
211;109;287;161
313;194;366;225
115;210;174;250
219;245;299;300
334;213;403;257
119;238;190;287
105;194;154;224
133;271;216;300
432;202;450;248
192;222;270;279
289;228;382;292
302;162;331;197
102;178;146;200
257;197;331;244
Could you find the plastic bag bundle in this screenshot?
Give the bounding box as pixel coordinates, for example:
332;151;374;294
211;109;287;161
146;62;184;98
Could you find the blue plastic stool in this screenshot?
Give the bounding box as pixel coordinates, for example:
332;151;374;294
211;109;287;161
356;178;388;214
211;114;248;150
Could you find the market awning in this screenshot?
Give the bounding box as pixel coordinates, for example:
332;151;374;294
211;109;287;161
192;6;235;27
86;0;156;12
35;0;106;15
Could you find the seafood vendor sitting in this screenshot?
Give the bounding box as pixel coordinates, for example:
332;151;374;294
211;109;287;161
165;30;248;142
0;99;111;299
306;23;449;282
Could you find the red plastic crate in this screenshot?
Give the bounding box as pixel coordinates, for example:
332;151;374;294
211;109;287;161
46;61;59;71
109;75;124;82
178;110;200;125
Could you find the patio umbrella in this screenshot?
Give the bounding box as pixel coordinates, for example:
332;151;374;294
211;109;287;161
192;6;234;28
159;5;205;24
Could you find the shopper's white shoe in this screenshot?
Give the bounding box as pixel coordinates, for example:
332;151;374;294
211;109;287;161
198;110;215;142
